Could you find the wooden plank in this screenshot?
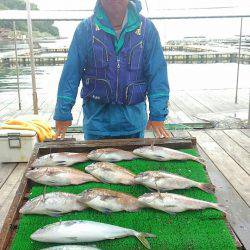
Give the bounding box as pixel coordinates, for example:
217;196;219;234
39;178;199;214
76;108;83;127
171;130;190;138
0;163;17;189
207;130;250;175
169;100;194;123
223;129;250;153
206;89;248;110
189;130;250;206
172;90;212;115
240;129;250;138
66;132;84;141
0;163;27;230
37;138;197;157
185;89;246;113
197;144;250;249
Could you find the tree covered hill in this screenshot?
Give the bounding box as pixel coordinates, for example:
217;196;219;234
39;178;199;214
0;0;59;37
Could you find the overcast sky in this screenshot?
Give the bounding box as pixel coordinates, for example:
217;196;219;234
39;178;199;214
30;0;250;41
30;0;250;10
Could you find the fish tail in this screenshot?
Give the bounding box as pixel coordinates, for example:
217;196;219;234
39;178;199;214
198;183;215;194
212;203;228;216
92;176;101;183
135;232;156;249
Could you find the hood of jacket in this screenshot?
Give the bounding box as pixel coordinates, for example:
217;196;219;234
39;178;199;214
94;0;142;14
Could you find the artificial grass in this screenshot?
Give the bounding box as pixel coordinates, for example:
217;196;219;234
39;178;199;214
11;149;236;250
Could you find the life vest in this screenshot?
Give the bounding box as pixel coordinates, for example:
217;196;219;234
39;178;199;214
81;16;148;105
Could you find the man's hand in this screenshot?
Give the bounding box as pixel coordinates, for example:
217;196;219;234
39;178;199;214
55;120;72;139
146;121;171;138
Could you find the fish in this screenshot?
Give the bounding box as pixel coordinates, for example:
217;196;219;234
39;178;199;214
87;148;138;162
78;188;142;213
138;192;226;214
19;192;87;217
30;220;156;249
41;245;101;250
135;171;215;194
133;146;205;165
85;162;136;185
25;167;100;186
31;152;88;168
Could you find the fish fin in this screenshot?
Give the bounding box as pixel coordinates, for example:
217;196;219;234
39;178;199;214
46;180;57;185
162;205;177;215
48;213;62;217
107;158;118;162
100;195;117;201
199;183;215;194
42;185;47;202
144;186;156;192
55;161;68;167
102;208;113;214
135;232;156;249
95;176;110;184
90;206;113;214
166;211;177;215
47;208;64;217
154;154;166;160
65;236;79;241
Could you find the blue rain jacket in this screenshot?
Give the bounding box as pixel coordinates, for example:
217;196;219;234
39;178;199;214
54;0;170;136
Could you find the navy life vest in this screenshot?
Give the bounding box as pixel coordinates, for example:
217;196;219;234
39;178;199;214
81;16;148;105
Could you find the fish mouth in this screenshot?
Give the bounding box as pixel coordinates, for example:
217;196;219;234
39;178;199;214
134;173;148;182
138;193;155;201
19;206;25;214
134;176;142;183
30;231;42;241
84;164;95;173
25;171;33;178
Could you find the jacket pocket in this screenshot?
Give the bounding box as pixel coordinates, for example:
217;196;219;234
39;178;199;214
81;78;112;103
128;41;144;70
92;36;109;68
125;82;147;105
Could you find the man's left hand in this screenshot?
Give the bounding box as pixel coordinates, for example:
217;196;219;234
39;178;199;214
147;121;171;138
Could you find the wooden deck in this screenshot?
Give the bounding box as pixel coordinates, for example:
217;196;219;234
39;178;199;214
0;88;249;126
0;88;249;248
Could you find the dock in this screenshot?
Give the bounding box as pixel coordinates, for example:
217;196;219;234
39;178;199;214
1;42;250;66
2;52;250;66
0;87;249;248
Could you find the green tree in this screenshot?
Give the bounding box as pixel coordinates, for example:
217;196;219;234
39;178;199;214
0;0;59;37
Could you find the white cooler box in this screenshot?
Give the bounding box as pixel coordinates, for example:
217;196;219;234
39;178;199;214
0;129;38;163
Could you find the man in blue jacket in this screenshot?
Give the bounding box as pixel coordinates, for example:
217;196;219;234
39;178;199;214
54;0;170;140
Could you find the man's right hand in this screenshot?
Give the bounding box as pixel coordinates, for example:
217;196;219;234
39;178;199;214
55;120;72;139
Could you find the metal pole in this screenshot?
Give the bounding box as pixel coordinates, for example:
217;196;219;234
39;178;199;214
235;17;243;104
26;0;38;114
144;0;149;13
248;89;250;126
13;21;22;110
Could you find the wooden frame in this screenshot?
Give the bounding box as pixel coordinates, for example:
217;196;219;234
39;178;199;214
0;138;242;250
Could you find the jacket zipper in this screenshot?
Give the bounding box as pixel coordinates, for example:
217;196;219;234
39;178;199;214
93;36;109;62
128;41;143;66
116;58;120;102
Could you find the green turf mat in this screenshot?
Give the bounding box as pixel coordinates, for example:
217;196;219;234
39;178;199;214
11;149;236;250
